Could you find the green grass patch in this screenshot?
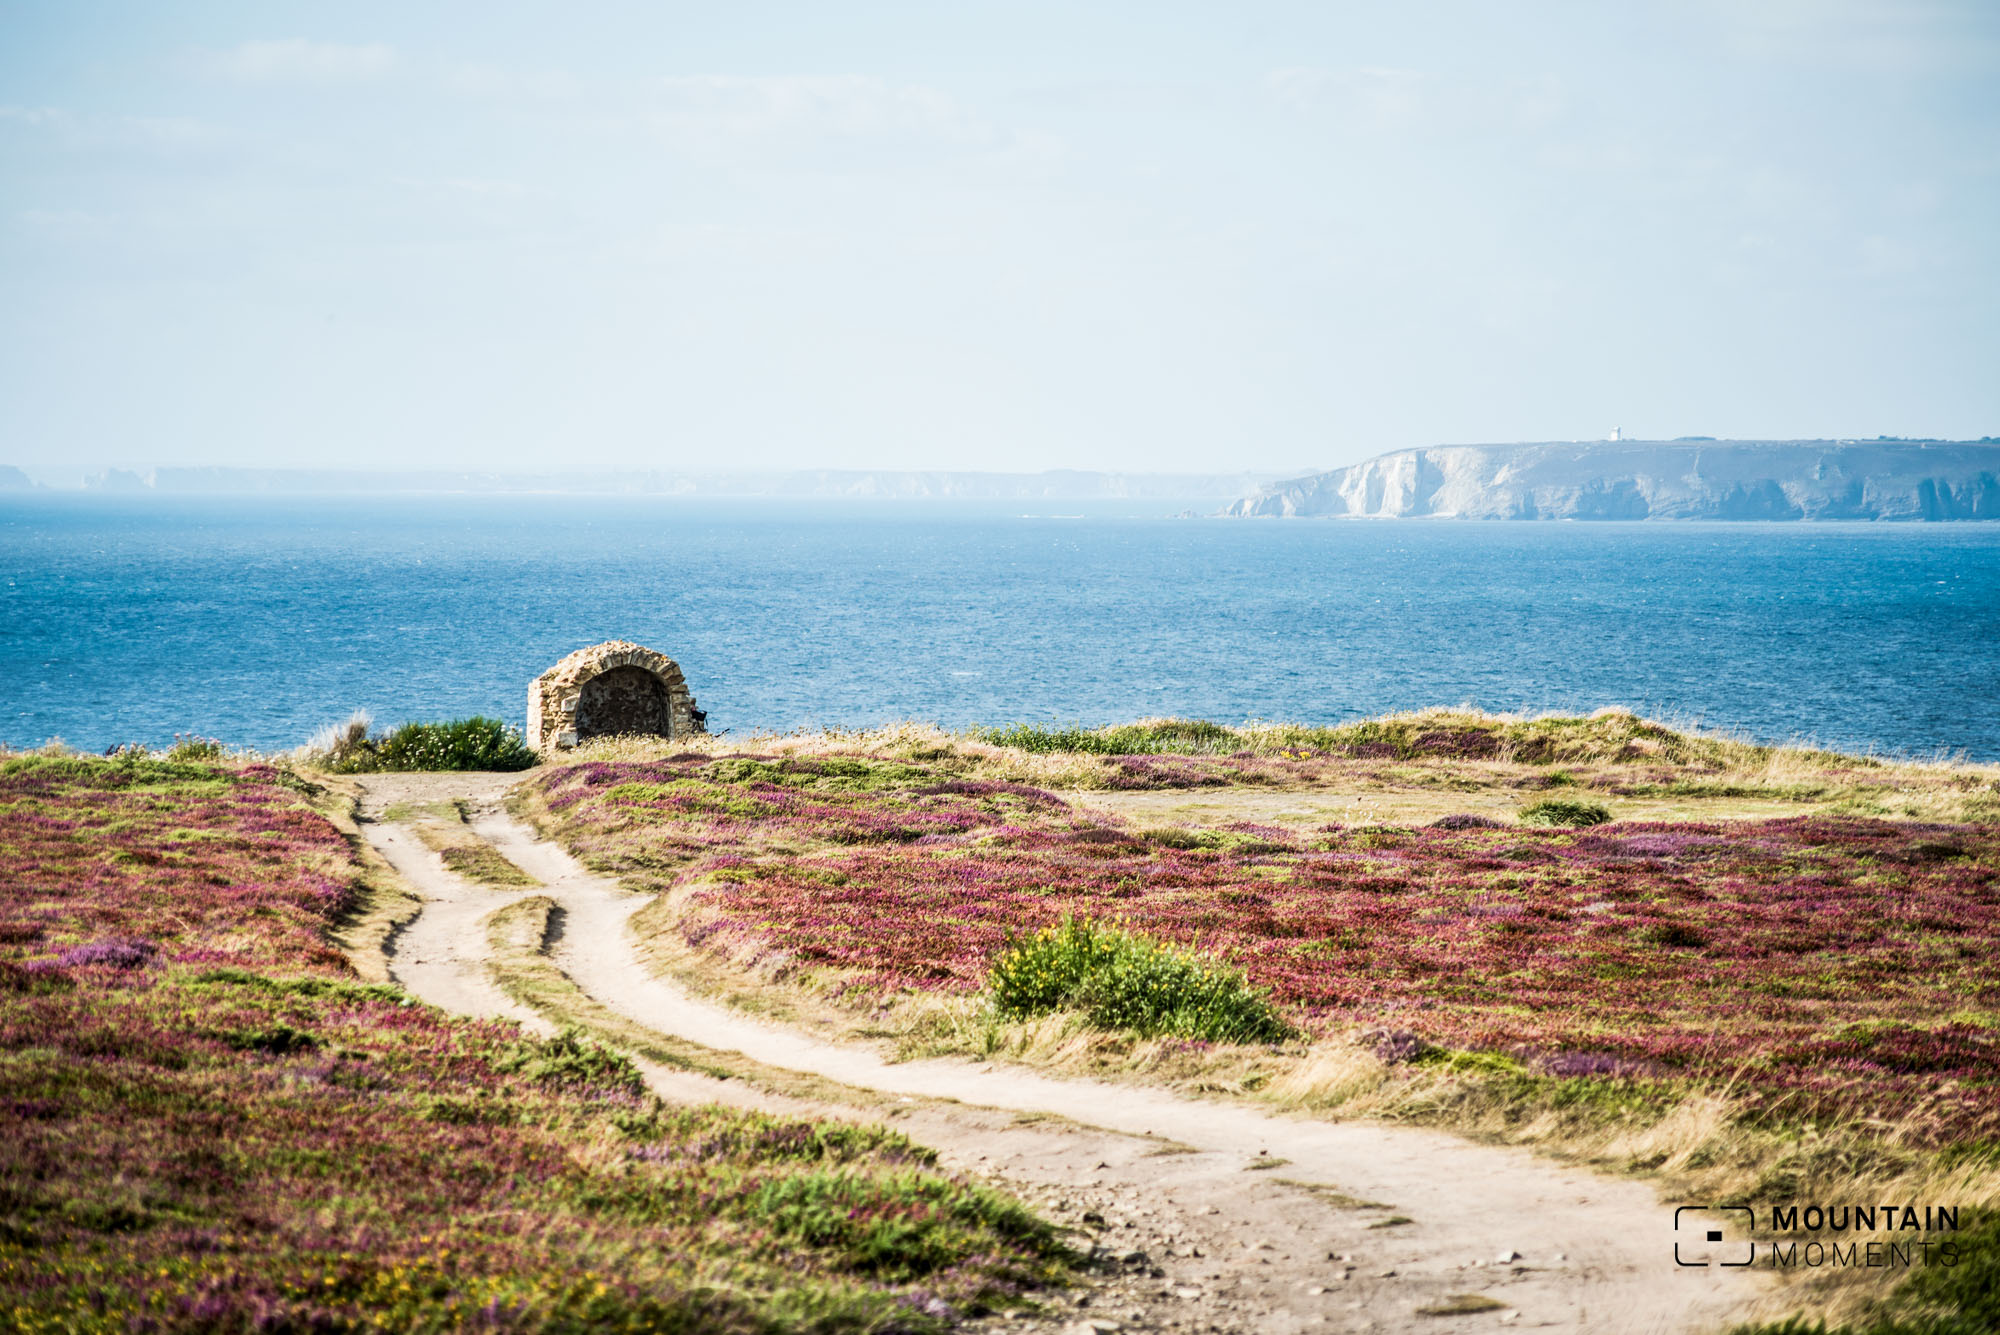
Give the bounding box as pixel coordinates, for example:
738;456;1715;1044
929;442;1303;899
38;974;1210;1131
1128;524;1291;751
1412;1048;1530;1077
704;756;934;791
438;843;538;887
744;1168;1062;1281
190;967;409;1008
987;915;1292;1044
0;753;231;791
979;719;1239;755
492;1025;646;1096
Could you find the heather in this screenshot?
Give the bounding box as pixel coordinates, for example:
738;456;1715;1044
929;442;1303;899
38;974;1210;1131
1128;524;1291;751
0;755;1066;1331
525;725;2000;1332
527;745;2000;1139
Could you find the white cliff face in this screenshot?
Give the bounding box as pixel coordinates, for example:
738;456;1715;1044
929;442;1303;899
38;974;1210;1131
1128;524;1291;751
1221;441;2000;520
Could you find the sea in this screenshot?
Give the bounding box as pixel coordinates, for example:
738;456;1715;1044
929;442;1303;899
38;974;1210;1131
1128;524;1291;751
4;493;1998;761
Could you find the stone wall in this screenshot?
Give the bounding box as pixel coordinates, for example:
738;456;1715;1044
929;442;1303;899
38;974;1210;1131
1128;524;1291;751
527;641;706;751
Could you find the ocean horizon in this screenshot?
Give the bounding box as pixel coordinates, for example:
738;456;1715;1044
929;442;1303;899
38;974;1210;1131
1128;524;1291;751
5;492;1998;760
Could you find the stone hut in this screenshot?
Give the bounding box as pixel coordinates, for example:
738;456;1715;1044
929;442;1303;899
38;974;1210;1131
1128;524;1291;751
527;641;706;752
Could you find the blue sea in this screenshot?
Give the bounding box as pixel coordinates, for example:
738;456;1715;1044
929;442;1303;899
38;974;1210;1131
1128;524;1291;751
4;494;1998;760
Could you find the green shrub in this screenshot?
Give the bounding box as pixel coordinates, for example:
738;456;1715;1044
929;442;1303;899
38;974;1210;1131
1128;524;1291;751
376;717;538;771
308;715;538;772
1517;798;1613;827
987;916;1291;1044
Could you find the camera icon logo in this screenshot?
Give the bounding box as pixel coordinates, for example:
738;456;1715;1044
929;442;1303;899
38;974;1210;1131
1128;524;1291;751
1674;1205;1755;1267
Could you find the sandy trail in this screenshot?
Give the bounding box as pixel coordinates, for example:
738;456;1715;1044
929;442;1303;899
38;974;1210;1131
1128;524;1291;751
362;809;551;1035
358;774;1760;1335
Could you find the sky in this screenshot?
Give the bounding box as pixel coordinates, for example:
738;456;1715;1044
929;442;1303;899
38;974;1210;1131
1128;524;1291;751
1;1;1996;478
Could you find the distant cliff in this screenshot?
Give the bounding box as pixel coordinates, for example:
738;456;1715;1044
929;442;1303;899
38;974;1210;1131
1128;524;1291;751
1220;440;2000;521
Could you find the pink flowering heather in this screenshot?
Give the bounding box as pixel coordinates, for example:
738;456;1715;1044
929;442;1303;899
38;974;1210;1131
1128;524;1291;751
1;755;1066;1331
537;754;2000;1139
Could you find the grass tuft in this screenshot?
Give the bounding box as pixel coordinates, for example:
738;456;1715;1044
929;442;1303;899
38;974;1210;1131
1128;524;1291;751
493;1025;646;1098
1417;1292;1507;1315
1517;797;1614;827
988;916;1292;1044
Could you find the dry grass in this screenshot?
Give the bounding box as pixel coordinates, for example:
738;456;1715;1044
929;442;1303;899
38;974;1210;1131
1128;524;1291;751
298;709;374;767
302;774;423;983
547;707;2000;824
560;722;1126;790
1417;1293;1509;1315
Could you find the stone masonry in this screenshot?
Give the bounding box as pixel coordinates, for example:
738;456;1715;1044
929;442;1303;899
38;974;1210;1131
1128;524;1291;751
527;641;706;752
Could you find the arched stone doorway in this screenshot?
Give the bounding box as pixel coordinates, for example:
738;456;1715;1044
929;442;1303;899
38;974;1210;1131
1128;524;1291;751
528;641;707;751
574;665;671;740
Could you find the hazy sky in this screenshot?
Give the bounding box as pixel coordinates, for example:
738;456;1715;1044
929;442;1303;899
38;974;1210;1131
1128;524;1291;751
2;1;1996;476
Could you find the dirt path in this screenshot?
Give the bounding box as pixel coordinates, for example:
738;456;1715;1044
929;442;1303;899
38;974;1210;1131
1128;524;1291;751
361;789;550;1035
356;773;1763;1335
